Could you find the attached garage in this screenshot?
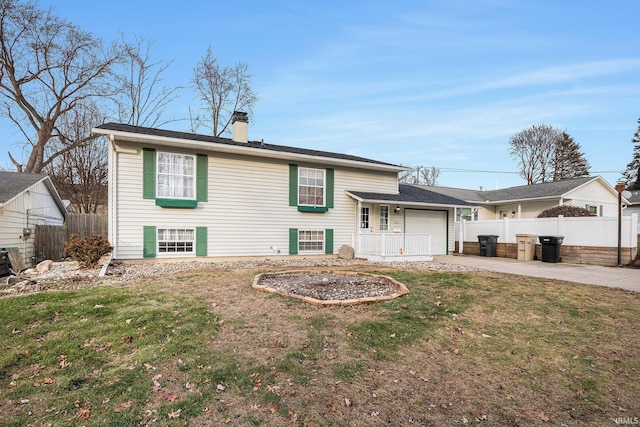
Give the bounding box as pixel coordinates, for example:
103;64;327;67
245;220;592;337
404;209;448;255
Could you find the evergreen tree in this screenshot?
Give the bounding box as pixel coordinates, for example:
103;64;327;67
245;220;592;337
553;131;591;181
622;118;640;190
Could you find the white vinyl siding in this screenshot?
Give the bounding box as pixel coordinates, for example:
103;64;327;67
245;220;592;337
0;180;65;266
110;140;399;259
568;180;618;217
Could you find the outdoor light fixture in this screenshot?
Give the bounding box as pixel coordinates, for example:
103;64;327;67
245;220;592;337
394;205;401;214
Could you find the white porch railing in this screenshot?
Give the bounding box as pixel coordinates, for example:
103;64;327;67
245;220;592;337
352;233;432;261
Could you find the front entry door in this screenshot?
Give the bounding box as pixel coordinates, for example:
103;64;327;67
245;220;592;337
360;204;372;233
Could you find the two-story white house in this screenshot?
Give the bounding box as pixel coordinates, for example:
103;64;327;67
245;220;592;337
94;114;472;262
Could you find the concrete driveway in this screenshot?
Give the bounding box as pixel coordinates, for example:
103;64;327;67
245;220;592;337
433;254;639;293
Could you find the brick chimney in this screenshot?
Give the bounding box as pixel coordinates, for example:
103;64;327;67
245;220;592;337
232;111;248;143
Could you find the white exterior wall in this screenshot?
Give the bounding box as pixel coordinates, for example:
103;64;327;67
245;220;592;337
567;180;618;216
0;180;65;266
110;140;399;259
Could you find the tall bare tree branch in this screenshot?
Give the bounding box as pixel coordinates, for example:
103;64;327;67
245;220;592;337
190;46;258;137
0;0;122;173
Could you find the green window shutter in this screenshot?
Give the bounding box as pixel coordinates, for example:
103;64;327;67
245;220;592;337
289;228;298;255
325;229;334;254
196;154;208;202
142;148;156;199
143;226;156;258
196;226;207;256
289;164;298;206
326;168;334;209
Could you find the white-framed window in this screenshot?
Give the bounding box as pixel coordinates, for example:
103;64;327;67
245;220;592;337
298;167;325;206
379;205;389;231
158;228;195;254
157;152;195;199
585;204;601;216
456;208;478;222
298;230;324;252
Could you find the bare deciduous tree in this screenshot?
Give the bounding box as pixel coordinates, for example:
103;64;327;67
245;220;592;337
399;164;440;185
44;102;108;213
116;34;181;128
190;46;258;136
509;124;561;184
0;0;121;173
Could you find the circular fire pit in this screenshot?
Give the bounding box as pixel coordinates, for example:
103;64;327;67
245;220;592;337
252;270;410;306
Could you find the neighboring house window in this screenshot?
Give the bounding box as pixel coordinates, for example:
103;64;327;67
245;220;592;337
288;164;334;212
585;204;602;216
379;205;389;231
288;228;334;255
143;226;207;258
158;228;194;253
142;148;208;208
157;152;195;199
298;230;324;252
298;167;325;206
456;208;478;222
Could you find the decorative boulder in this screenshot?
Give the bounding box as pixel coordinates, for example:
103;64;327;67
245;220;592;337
36;260;54;273
338;244;355;260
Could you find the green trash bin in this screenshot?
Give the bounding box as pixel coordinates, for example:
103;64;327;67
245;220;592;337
478;235;498;257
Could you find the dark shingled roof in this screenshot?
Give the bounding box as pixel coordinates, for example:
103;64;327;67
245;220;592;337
95;123;403;169
348;184;473;207
420;176;599;203
0;171;48;204
627;190;640;205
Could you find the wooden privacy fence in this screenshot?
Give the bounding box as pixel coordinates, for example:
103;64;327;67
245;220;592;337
35;213;108;261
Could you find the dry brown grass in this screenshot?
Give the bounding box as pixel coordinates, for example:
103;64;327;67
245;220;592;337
2;264;638;426
114;266;639;426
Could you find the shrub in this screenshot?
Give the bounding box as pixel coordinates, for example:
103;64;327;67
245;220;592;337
64;234;113;268
537;205;595;218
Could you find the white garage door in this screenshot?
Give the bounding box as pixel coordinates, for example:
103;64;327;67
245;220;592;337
405;209;448;255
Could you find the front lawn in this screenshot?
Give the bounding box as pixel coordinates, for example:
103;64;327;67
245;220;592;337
1;266;638;426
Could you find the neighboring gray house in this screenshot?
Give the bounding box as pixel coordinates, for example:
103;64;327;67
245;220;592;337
421;176;626;220
0;172;67;267
93;117;471;262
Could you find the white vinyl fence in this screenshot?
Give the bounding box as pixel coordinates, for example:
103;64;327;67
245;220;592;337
352;233;432;257
456;214;638;249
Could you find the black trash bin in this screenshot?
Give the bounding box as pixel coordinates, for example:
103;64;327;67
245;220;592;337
539;236;564;263
478;235;498;257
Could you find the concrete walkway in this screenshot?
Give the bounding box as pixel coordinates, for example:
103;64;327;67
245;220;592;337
433;254;639;292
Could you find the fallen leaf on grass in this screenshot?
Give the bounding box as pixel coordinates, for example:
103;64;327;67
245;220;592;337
161;391;178;402
58;355;69;369
114;401;132;412
344;396;352;407
76;408;91;420
167;408;181;419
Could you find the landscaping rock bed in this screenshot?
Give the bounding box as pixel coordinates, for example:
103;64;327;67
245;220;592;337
253;270;410;306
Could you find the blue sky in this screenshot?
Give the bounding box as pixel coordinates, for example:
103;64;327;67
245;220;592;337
2;0;639;189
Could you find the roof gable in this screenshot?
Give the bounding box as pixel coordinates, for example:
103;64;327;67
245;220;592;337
0;171;67;215
423;176;605;203
0;171;48;204
347;184;473;207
